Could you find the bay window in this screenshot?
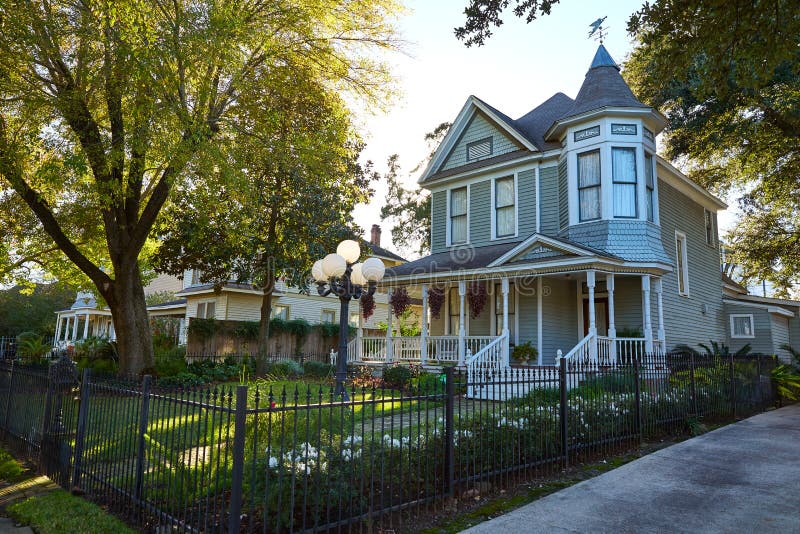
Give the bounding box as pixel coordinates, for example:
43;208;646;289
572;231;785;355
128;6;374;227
612;147;637;218
645;153;655;222
578;150;601;221
450;187;468;244
495;176;515;237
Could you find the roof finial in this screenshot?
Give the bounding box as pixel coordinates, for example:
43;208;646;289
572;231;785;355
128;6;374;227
588;16;608;44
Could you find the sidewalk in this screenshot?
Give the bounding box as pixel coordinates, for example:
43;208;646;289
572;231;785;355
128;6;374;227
0;474;59;533
463;404;800;533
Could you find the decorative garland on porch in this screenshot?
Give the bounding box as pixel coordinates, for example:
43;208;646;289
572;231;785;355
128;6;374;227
360;292;376;320
468;281;487;319
428;287;445;319
389;287;411;317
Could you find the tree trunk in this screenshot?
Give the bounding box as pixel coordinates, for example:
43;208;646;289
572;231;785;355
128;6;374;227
258;283;274;357
107;267;154;376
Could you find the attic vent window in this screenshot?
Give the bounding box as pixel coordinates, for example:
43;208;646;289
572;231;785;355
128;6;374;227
574;125;600;142
466;137;492;161
643;127;655;142
611;123;637;135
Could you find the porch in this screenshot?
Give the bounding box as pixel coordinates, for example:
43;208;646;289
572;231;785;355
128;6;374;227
349;269;667;368
53;308;115;349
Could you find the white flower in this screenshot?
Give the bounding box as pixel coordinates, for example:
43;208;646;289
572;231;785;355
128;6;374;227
268;457;278;468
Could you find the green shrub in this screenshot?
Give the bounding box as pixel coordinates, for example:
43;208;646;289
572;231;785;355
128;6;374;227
155;345;188;377
77;357;119;375
8;490;136;534
16;335;51;363
303;360;334;379
187;317;217;340
574;372;637;398
74;336;117;361
15;331;40;345
187;359;241;382
317;322;339;338
157;372;208;389
411;372;444;393
266;359;304;378
0;448;23;480
511;341;538;363
233;321;260;340
382;364;413;390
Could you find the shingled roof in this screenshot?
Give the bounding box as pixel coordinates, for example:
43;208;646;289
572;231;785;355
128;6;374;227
556;45;648;120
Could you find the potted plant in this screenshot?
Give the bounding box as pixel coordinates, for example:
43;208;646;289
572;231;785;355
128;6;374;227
511;342;538;366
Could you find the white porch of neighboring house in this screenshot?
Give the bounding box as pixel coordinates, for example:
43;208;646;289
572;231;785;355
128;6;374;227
53;307;115;349
346;232;672;376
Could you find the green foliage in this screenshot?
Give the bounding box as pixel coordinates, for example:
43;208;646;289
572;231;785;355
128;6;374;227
154;346;188;377
187;318;217;341
77;357;119;375
454;0;561;47
144;291;176;306
0;448;23;480
781;344;800;369
303;361;334;379
265;359;304;379
157;372;208;389
511;341;537;363
381;364;414;390
772;364;800;401
233;321;260;340
16;334;51;363
7;490;136;534
616;327;643;338
74;336;117;361
350;365;380;389
0;284;73;337
674;340;752;358
410;372;444;394
317;322;340;338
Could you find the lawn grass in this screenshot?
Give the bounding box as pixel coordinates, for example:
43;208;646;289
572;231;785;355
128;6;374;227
0;448;23;481
7;490;136;534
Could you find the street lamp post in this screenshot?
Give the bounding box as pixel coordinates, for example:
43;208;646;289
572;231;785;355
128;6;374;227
312;240;385;400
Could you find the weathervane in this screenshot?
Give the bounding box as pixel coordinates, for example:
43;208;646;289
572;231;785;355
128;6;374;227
588;16;608;43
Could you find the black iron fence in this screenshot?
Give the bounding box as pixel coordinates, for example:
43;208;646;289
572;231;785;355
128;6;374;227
0;352;779;532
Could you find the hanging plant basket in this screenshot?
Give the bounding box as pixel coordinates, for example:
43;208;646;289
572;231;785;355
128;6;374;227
468;281;487;319
360;293;376;320
390;287;411;317
428;286;445;319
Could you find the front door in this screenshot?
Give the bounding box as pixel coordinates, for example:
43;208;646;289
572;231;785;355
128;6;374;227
583;298;609;336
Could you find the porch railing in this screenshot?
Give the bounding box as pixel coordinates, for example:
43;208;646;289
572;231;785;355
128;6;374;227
466;332;508;397
562;333;595;364
349;335;498;364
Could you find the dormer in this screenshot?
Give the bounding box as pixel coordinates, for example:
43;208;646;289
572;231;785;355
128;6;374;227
545;45;668;228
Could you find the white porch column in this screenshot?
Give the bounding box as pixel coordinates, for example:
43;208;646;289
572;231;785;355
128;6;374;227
83;313;90;339
457;280;466;367
54;316;63;346
178;317;187;345
501;278;510;366
71;315;79;341
606;273;616;361
642;275;653;353
587;270;597;360
537;277;543;365
385;288;394;363
420;284;429;365
109;319;116;341
63;317;71;341
654;277;665;346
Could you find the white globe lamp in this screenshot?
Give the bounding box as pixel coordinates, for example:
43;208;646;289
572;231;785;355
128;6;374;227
322;253;347;278
311;259;327;282
336;239;361;264
361;257;386;282
350;263;367;286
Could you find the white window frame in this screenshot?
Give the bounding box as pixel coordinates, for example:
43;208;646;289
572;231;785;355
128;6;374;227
577;149;602;222
321;309;336;323
704;209;715;247
645;152;656;223
675;231;690;297
730;314;755;339
196;299;216;319
611;146;638;219
446;185;470;246
490;174;518;240
272;304;290;320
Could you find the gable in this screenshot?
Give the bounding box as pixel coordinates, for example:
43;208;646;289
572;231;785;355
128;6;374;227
490;234;599;267
439;111;525;172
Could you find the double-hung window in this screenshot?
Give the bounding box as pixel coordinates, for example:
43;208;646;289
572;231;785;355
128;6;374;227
675;232;689;296
612;147;637;218
197;301;216;319
272;305;289;320
578;150;601;221
450;187;468;244
730;314;754;338
321;310;335;323
448;287;460;335
495;177;515;237
704;209;715;246
645;153;655;222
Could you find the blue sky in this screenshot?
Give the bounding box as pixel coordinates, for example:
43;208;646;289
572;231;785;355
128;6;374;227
352;0;736;256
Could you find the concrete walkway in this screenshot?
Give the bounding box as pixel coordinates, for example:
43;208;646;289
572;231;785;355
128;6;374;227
463;404;800;533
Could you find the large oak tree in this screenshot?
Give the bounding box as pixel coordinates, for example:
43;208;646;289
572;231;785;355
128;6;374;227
0;0;399;374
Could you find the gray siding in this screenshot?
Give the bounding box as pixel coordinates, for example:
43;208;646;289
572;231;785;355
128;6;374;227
613;276;644;335
468;297;491;336
539;166;559;235
518;292;538;352
558;158;569;231
772;315;791;362
518;169;537;237
724;303;773;355
470;181;491;244
658;179;726;350
441;113;520;171
541;278;578;364
431;190;447;253
791;316;800;355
